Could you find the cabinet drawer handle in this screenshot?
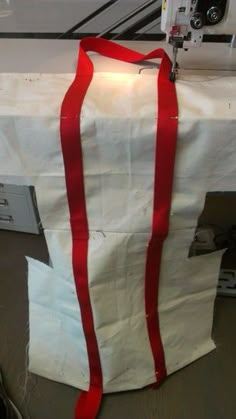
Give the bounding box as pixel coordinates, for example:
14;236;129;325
0;215;13;223
0;199;8;207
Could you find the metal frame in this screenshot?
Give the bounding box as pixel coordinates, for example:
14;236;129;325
0;0;233;42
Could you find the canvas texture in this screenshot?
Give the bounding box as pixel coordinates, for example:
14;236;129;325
0;68;235;392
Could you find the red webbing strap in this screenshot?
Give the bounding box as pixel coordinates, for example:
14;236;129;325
60;37;178;418
60;44;102;419
146;49;178;385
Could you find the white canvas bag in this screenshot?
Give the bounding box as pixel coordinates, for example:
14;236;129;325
0;38;235;418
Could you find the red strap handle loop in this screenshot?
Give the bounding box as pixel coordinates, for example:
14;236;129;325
61;37;178;419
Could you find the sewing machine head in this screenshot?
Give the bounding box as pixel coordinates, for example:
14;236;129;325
161;0;236;81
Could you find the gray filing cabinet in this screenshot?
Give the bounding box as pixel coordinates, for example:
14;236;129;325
0;184;41;234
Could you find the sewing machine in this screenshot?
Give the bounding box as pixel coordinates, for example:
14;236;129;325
161;0;236;80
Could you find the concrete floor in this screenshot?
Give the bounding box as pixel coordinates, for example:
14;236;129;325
0;229;236;419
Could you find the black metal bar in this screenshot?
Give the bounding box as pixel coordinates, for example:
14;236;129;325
203;34;233;43
58;0;120;39
0;33;232;43
112;7;161;40
98;0;157;39
0;32;164;40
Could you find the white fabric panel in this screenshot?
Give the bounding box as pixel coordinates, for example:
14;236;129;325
27;257;89;391
87;231;155;391
43;228;223;391
170;80;236;231
80;73;156;390
0;71;235;393
80;73;157;233
0;74;72;228
160;231;224;374
44;228;156;391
